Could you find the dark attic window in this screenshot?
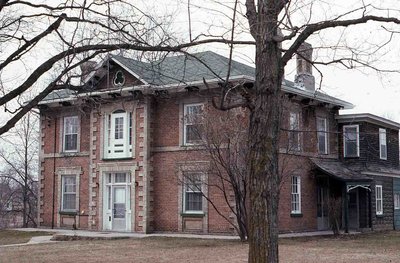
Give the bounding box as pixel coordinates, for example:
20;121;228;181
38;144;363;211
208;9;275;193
113;70;125;87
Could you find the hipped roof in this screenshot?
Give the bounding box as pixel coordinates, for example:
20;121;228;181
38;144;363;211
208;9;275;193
40;51;353;109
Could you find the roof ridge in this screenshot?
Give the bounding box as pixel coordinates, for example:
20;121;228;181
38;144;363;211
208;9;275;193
113;51;254;73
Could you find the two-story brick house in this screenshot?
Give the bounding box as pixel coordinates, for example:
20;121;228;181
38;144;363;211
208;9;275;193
37;47;400;234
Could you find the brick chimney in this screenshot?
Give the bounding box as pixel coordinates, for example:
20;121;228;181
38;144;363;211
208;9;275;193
80;61;97;84
294;42;315;91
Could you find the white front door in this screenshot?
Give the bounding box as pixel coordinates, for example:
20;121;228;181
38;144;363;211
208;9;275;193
112;186;127;231
103;173;131;232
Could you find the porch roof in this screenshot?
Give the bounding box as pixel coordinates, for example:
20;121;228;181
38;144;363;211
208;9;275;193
310;158;373;182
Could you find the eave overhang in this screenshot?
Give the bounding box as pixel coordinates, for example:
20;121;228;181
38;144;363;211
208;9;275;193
336;113;400;130
39;75;353;111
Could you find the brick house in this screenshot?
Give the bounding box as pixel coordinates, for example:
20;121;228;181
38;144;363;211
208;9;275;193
0;182;23;228
37;48;400;234
0;181;38;228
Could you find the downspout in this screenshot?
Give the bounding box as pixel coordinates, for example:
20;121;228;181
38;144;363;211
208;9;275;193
143;96;151;233
51;117;57;229
369;187;372;228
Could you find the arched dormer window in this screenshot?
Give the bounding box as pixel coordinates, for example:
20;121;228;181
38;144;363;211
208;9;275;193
104;109;133;159
113;70;125;87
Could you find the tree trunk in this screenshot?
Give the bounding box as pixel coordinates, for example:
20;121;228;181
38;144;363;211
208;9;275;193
23;121;29;228
247;9;283;262
234;190;248;241
23;143;28;227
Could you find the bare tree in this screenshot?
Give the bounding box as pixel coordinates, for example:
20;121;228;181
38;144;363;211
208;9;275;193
179;99;302;242
238;2;400;262
183;105;249;241
0;0;252;135
2;1;400;262
203;107;249;241
0;111;38;227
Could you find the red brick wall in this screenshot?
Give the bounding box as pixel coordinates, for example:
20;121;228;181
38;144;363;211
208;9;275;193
39;108;91;228
278;155;318;232
95;67;143;90
150;95;236;233
152;99;180;147
151;151;234;233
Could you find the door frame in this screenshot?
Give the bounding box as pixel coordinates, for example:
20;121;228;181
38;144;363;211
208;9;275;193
102;172;132;232
317;185;330;230
348;188;359;229
393;178;400;230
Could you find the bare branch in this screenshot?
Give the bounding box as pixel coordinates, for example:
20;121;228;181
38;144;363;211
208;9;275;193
282;15;400;67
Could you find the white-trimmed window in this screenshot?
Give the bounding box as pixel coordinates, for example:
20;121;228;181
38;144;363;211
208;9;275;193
61;175;77;211
317;117;328;154
289;112;300;151
379;128;387;160
394;193;400;210
183;103;204;145
376;185;383;215
291;176;301;214
183;173;203;213
343;125;359;157
63;116;79;152
104;110;133;159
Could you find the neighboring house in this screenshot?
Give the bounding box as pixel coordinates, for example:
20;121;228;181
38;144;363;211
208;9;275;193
334;114;400;231
0;182;21;229
37;45;400;234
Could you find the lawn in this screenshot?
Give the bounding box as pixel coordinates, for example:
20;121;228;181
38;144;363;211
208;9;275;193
1;231;400;262
0;230;51;246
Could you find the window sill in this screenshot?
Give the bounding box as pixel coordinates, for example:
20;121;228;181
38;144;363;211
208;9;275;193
376;214;384;218
59;211;78;216
59;152;82;158
102;156;133;161
43;152;89;158
290;213;303;218
180;212;206;218
182;143;203;147
63;149;78;153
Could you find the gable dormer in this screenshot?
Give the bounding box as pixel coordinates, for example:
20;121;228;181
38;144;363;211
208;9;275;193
81;57;146;92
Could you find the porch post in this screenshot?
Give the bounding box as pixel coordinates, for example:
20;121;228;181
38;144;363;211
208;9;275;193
368;188;372;228
344;184;349;233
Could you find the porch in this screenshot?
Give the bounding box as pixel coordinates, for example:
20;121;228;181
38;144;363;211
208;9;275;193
311;158;373;232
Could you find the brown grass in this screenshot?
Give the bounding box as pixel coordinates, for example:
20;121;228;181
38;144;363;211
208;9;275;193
0;230;51;246
1;231;400;262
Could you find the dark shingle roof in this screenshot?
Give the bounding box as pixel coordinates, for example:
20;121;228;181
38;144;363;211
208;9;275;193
41;89;76;102
40;51;352;109
112;51;255;86
311;158;372;182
